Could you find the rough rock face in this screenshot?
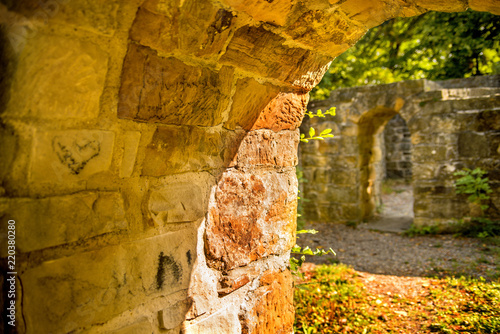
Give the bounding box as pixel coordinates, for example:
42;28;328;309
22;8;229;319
0;0;498;333
302;76;500;226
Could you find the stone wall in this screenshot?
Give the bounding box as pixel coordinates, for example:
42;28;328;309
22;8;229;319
384;114;412;180
0;1;499;333
301;76;500;227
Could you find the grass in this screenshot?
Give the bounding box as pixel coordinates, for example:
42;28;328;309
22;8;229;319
294;264;500;333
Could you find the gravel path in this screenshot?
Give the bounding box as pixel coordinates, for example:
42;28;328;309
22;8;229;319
297;184;500;280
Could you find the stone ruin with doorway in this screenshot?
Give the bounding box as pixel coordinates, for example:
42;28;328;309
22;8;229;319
1;1;499;333
300;75;500;228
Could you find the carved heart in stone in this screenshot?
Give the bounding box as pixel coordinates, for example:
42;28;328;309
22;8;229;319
52;136;101;175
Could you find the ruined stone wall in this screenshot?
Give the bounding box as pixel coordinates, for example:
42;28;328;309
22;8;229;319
0;1;499;333
301;76;500;227
384;114;412;180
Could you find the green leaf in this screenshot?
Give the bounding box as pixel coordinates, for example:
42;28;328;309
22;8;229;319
320;128;332;136
309;127;315;137
297;229;319;235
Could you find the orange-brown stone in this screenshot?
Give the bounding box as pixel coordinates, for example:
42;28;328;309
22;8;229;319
232;130;300;168
252;92;309;132
241;270;295;334
205;169;297;270
224;78;280;131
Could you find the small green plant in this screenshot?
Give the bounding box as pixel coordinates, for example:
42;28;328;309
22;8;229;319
290;230;336;278
291;107;337;277
300;107;336;143
454;167;493;213
404;224;439;237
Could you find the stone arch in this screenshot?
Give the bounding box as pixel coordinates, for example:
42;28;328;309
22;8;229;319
1;1;499;333
358;106;400;219
302;76;500;226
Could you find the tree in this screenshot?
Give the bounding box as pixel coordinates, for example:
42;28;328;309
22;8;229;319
311;10;500;99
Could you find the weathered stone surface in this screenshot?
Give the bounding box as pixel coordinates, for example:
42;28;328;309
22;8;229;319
119;131;141;178
220;0;296;26
21;230;195;333
0;192;126;254
233;130;300;168
159;299;192;330
144;172;214;227
241;270;294;334
220;25;332;89
252;92;309;131
415;0;468;12
118;44;233;126
205;169;297;270
470;0;500;15
30;129;115;187
301;76;500;223
130;0;235;57
183;306;242;334
224;78;280;131
6;35;108;120
142;126;243;176
458;132;490;158
113;319;154;334
285;9;366;54
0;123;17;182
5;0;119;36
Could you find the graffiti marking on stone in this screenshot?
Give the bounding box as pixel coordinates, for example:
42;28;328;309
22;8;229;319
52;136;101;174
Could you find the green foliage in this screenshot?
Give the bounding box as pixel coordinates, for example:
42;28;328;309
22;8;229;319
404;224;439;237
294;264;374;333
294;264;500;333
452;217;500;239
290;231;335;278
454;167;493;211
292;106;337;277
300;108;336;143
311;10;500;99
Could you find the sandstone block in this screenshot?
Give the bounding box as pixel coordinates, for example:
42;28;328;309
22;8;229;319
338;0;405;29
241;270;294;334
220;0;295;26
131;1;234;58
183;306;241;334
6;35;108;120
412;145;447;162
159;299;192;330
118;44;233;126
326;186;358;203
233;130;300;168
415;0;468;12
0;123;17;182
113;320;154;334
220;25;331;90
0;191;126;254
146;182;207;226
285;9;365;54
6;0;118;36
470;0;500;15
119;131;141;178
142;126;243;176
224;78;281;131
30;129;115;189
205;169;297;270
458;132;491;158
252;92;309;131
21;230;196;333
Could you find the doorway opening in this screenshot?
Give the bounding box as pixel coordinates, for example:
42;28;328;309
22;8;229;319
358;109;414;232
